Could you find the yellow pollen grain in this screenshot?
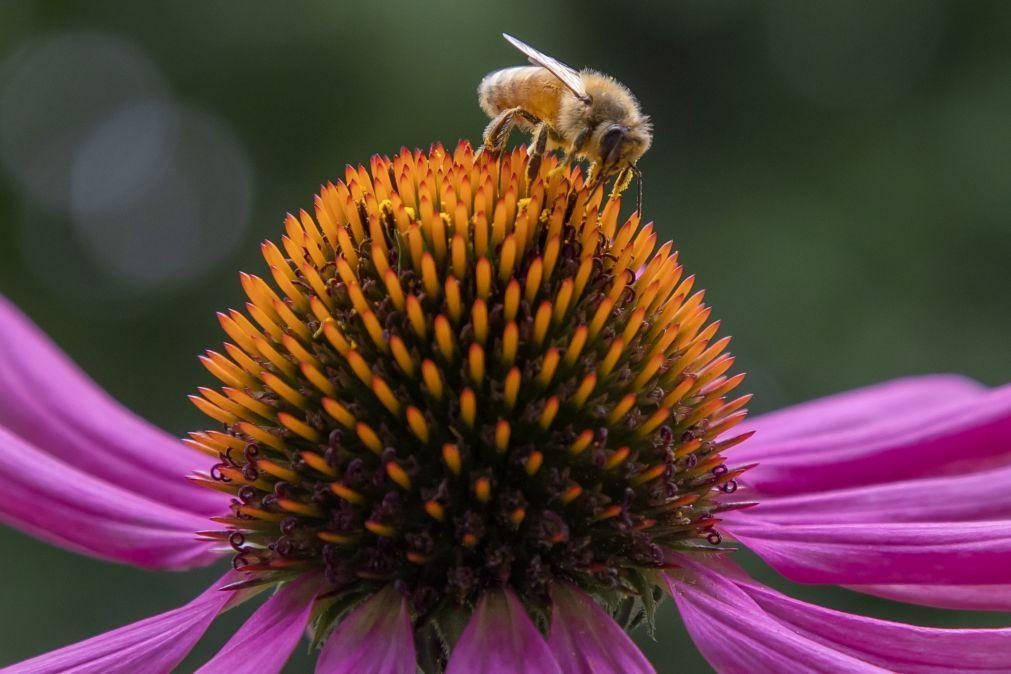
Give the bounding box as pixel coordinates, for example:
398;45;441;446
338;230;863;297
475;258;491;299
445;277;463;323
503;367;521;409
459;388;476;427
331;483;365;504
421;360;443;400
598;338;625;378
321;397;355;428
471;299;488;344
503;280;520;322
406;295;427;339
372;376;402;415
494;420;510;453
524;258;543;304
474;476;491;503
525;450;543;475
261;371;307;408
532;301;552;346
383;269;406;311
278;412;321;442
421;253;440;300
389;336;416;377
386;461;412;490
537;348;560;387
539;396;560;430
355;421;384;454
424;500;445;521
406;406;430;444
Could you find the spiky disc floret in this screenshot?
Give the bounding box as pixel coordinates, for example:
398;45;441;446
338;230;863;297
188;141;749;643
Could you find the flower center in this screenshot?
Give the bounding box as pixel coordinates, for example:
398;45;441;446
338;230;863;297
188;142;748;641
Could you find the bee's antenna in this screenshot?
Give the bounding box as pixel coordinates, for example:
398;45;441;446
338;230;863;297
633;165;644;215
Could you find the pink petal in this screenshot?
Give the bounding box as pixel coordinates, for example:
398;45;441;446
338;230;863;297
727;519;1011;585
0;426;219;569
447;588;561;674
316;585;416;674
668;558;1011;673
7;572;250;674
548;583;655;674
0;297;223;514
736;462;1011;524
198;575;319;674
847;583;1011;611
734;376;1011;496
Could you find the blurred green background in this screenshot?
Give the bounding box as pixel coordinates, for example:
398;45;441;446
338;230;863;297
1;1;1009;671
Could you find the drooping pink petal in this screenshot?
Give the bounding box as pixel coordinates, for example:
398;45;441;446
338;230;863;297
197;575;319;674
316;585;416;674
6;572;252;674
446;588;561;674
847;583;1011;611
668;558;1011;673
726;518;1011;585
0;426;219;569
735;462;1011;524
734;376;1011;496
0;297;223;514
547;583;655;674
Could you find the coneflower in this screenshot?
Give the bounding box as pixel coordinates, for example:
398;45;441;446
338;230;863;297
1;142;1010;674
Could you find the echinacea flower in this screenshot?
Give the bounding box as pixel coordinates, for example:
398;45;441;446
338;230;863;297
2;142;1010;673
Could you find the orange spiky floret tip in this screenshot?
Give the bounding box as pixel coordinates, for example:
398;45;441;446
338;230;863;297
188;141;749;636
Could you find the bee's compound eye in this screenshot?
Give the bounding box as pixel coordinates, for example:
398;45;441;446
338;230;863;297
600;124;627;167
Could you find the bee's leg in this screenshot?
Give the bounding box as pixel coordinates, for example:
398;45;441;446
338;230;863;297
585;161;603;190
526;122;549;184
479;107;539;160
609;167;635;199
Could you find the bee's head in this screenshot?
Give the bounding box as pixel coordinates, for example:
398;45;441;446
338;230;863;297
596;119;652;177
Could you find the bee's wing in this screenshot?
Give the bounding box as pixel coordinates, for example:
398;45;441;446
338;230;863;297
502;33;591;104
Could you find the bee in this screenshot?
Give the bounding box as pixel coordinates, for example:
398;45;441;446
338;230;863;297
478;33;652;210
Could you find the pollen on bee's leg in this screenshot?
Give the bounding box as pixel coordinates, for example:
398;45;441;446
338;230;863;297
189;140;748;656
